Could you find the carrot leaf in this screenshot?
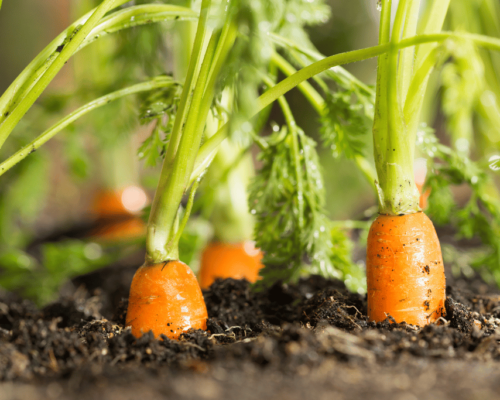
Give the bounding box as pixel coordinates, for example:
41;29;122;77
420;126;500;286
320;89;373;159
249;126;339;287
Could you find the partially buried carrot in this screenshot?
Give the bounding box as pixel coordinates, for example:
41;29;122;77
366;213;446;326
126;260;208;339
198;241;263;289
365;1;451;326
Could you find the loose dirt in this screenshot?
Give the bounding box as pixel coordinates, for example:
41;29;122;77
1;262;500;400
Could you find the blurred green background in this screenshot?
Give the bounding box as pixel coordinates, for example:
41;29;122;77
0;0;379;225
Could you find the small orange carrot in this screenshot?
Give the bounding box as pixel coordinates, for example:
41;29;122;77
198;241;264;289
93;189;129;217
90;186;148;242
366;212;446;326
92;186;148;218
126;261;208;339
416;182;431;210
90;218;146;242
414;160;430;210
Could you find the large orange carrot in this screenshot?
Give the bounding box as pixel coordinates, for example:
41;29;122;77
367;213;446;325
366;1;451;325
126;260;208;339
198;241;263;289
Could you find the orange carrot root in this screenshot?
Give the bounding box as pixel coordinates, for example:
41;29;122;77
90;218;146;242
198;241;264;289
416;182;431;210
414;161;430;210
93;190;129;217
90;187;148;242
126;261;208;339
367;212;446;326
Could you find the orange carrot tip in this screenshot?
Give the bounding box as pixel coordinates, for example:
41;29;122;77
126;261;208;339
198;241;264;289
366;212;446;326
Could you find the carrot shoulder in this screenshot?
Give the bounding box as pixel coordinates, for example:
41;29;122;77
366;212;446;326
126;261;208;339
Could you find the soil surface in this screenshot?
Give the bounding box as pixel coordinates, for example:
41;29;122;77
1;259;500;400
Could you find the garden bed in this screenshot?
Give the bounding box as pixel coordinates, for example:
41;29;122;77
1;261;500;400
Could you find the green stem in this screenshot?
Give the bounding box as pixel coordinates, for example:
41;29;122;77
156;0;212;172
170;179;200;259
398;0;421;101
270;52;324;114
0;0;121;148
0;5;99;124
147;14;216;263
82;5;197;50
377;0;420;215
146;0;237;263
0;4;195;130
204;111;255;243
372;0;392;205
268;32;373;96
170;20;237;220
403;46;442;136
415;0;451;69
0;77;177;177
173;0;196;80
193;31;500;177
0;3;194;126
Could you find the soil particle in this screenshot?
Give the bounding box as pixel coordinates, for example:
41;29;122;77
1;274;500;399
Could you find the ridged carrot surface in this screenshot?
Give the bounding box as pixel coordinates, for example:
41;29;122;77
366;212;446;326
126;261;208;339
198;241;263;289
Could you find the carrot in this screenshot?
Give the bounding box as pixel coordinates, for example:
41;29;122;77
416;182;431;210
90;187;147;242
92;189;129;217
92;186;148;218
124;0;234;340
366;1;451;326
126;260;208;339
414;159;430;210
198;241;263;289
366;212;446;325
90;218;146;242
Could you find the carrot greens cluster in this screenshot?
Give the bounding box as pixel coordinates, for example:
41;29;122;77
420;126;500;286
2;0;500;303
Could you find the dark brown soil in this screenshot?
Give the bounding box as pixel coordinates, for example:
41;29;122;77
1;262;500;400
